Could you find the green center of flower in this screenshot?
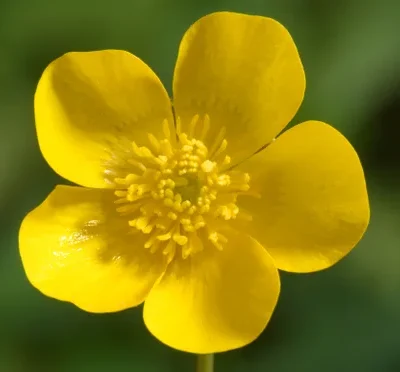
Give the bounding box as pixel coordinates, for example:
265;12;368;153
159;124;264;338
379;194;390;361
174;175;201;204
108;115;251;261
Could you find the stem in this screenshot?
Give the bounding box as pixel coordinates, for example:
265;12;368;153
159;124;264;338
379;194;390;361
196;354;214;372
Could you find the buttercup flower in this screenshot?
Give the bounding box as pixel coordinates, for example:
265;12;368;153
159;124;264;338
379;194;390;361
19;12;369;353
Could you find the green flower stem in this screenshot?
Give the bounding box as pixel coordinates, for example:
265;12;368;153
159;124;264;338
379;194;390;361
196;354;214;372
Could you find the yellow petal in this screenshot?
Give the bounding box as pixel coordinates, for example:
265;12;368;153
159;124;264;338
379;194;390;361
143;230;280;353
35;50;174;188
238;121;370;273
19;185;167;312
173;12;305;164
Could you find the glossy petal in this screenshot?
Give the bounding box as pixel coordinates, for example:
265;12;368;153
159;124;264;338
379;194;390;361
19;185;167;312
143;230;280;353
35;50;174;188
173;12;305;164
238;121;370;273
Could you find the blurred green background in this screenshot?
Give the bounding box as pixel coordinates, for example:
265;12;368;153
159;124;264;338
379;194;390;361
1;0;400;371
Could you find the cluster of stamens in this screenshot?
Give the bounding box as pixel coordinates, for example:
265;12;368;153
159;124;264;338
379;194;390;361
107;115;251;261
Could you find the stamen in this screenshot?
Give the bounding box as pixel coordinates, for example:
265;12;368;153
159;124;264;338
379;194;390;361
108;115;252;261
188;114;200;139
199;114;210;141
209;126;226;158
162;119;171;140
147;133;160;154
213;139;228;161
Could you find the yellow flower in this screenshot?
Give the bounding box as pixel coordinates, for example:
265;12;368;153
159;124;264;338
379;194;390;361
19;12;369;353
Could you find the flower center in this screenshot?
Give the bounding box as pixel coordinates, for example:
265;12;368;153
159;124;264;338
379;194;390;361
174;175;201;204
108;115;251;262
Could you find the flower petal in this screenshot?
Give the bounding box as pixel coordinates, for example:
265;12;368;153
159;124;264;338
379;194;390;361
173;12;305;163
19;185;167;312
35;50;174;188
143;230;280;353
237;121;370;273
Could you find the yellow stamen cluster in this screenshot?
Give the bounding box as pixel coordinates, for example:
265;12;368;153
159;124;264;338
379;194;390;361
110;115;251;261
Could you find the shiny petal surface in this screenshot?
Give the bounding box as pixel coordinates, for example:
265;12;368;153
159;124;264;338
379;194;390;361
173;12;305;164
19;185;167;312
35;50;174;188
238;121;370;273
143;230;280;353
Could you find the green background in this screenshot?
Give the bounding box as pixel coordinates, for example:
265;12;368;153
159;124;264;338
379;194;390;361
1;0;400;371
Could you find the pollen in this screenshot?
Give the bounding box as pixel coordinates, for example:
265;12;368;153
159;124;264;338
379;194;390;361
107;115;251;262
